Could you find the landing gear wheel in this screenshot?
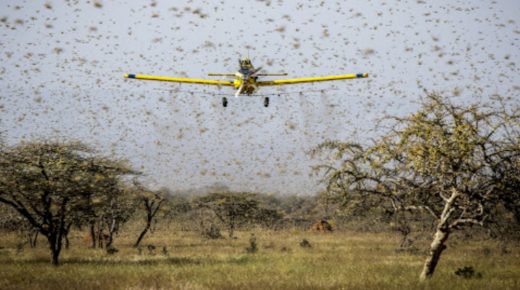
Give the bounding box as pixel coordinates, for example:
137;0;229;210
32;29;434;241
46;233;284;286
222;97;228;107
264;97;269;107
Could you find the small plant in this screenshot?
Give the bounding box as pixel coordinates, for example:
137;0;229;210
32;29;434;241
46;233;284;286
500;242;510;255
280;246;291;253
246;234;257;253
15;242;25;255
106;246;119;255
162;246;169;256
147;244;156;255
481;247;492;256
454;266;482;279
300;239;312;248
203;224;222;239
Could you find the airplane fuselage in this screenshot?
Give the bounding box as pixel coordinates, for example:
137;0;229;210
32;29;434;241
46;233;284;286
233;59;259;95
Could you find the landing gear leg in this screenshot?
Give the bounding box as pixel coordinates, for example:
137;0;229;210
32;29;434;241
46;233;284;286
222;97;228;108
264;97;269;107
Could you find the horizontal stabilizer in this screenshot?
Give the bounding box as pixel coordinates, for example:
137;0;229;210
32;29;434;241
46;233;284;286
208;73;236;76
256;73;288;76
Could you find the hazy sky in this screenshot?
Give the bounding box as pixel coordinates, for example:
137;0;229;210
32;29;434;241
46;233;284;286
1;0;519;195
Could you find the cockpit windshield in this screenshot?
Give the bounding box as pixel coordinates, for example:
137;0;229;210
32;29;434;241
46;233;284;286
240;57;252;68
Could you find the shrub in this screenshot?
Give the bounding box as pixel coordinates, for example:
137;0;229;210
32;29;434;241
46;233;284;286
454;266;482;279
203;224;222;239
246;234;258;253
300;239;312;248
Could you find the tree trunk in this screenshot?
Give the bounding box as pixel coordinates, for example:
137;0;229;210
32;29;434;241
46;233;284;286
134;221;151;247
89;223;96;248
47;234;62;266
228;222;235;238
419;188;460;280
134;197;163;247
31;231;39;248
51;247;60;266
420;227;450;280
27;230;38;248
64;224;72;249
97;222;105;248
106;218;117;248
64;235;70;249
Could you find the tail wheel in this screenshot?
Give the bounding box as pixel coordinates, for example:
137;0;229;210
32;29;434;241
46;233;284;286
222;97;228;107
264;97;269;107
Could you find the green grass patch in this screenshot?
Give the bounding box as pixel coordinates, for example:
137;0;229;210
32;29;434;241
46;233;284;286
0;230;518;290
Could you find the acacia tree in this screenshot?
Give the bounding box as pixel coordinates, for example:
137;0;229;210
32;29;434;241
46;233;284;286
195;192;259;238
0;204;40;248
133;183;166;247
87;186;137;249
0;142;134;265
313;94;520;280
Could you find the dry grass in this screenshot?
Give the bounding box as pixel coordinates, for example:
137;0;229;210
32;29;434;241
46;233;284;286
0;226;518;290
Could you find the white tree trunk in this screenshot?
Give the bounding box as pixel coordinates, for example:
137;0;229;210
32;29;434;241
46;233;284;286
419;189;459;281
420;226;450;280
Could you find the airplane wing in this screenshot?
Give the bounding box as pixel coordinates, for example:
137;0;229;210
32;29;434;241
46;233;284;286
124;74;234;86
257;73;368;86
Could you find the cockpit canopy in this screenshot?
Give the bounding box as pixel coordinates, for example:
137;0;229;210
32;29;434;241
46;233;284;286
239;57;252;68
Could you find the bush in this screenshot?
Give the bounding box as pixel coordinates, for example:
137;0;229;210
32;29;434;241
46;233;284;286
106;246;119;255
203;224;222;239
299;239;312;248
246;234;257;253
454;266;482;279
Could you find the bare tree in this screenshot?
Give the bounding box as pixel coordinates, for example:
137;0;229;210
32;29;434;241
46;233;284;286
313;94;520;280
0;142;134;265
133;183;166;247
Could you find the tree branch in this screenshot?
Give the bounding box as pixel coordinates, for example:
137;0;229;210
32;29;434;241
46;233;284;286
403;205;440;220
449;218;484;229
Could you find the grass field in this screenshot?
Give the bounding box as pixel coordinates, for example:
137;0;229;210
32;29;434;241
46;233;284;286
0;227;519;290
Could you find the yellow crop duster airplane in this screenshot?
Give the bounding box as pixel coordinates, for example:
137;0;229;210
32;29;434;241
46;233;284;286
124;57;368;107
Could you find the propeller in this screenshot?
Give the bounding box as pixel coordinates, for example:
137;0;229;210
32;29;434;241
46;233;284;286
235;67;262;98
251;67;263;76
235;82;244;98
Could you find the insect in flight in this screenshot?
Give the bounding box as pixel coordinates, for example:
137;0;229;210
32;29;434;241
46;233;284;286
124;57;368;107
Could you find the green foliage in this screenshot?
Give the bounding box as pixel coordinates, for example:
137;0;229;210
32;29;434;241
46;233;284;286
0;141;135;264
314;94;520;228
2;228;515;290
454;266;482;279
195;192;259;237
0;203;27;232
163;192;192;220
313;94;520;279
253;207;283;228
